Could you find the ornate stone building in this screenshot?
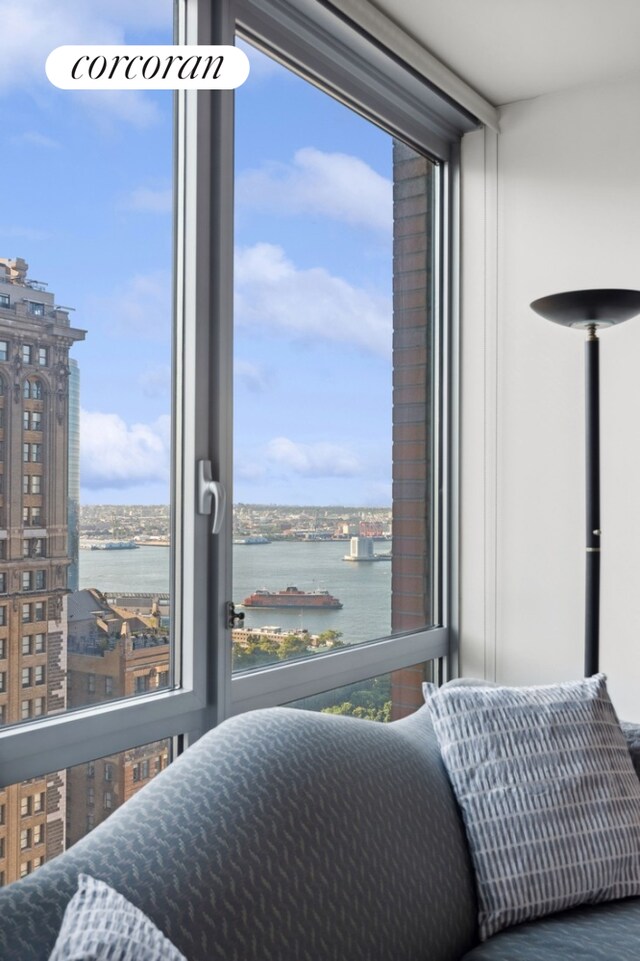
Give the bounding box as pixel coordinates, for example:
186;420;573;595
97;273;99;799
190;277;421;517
0;257;85;886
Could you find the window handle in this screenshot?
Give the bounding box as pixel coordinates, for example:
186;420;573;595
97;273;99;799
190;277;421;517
197;460;226;534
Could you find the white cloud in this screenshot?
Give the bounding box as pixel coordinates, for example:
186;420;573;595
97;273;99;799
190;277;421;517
95;270;171;339
11;131;61;149
235;359;270;393
0;224;51;241
125;185;172;213
90;0;173;31
139;364;171;398
236;461;267;481
266;437;361;478
235;243;391;356
74;90;162;130
0;0;168;126
237;147;392;232
80;409;170;490
0;1;118;90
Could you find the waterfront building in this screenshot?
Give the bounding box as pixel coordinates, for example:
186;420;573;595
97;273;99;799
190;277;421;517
344;536;376;561
0;257;85;885
343;536;391;563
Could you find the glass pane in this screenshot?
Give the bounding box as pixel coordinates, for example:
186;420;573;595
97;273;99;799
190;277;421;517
286;661;438;721
232;41;438;670
0;738;172;888
0;1;174;729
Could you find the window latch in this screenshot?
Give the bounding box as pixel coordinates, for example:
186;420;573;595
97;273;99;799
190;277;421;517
227;602;245;629
197;460;226;534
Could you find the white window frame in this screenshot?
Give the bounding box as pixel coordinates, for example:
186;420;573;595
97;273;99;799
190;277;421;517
0;0;470;790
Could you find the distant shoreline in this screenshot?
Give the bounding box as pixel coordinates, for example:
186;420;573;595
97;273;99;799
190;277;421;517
79;541;170;549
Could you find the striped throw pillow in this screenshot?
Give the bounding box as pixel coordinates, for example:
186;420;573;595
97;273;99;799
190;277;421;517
424;674;640;940
48;874;186;961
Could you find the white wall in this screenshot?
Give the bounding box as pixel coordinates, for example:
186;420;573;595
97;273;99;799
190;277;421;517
460;75;640;720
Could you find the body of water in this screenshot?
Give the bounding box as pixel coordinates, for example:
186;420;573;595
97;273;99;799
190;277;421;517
79;540;392;646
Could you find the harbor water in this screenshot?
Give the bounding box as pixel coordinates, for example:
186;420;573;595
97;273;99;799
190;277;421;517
79;540;392;646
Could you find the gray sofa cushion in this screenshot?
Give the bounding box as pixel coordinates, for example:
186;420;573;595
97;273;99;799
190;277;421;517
461;897;640;960
424;674;640;940
451;716;640;961
0;706;478;961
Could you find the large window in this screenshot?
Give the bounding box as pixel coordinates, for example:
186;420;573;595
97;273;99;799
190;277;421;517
223;0;471;717
231;43;438;672
0;0;177;886
0;0;473;886
224;32;450;725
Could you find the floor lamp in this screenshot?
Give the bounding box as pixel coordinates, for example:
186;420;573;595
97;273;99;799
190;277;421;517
530;289;640;676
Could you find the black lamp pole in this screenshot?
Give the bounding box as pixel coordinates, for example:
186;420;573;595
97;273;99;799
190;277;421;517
530;289;640;676
585;325;600;676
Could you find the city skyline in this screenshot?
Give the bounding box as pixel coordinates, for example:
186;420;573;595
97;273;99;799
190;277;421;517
1;1;394;507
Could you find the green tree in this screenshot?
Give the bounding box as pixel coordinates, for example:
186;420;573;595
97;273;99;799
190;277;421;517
322;700;392;723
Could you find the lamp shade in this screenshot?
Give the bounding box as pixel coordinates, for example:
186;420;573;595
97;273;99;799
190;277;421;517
530;288;640;330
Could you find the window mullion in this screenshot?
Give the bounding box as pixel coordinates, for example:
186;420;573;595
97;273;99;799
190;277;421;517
230;627;449;716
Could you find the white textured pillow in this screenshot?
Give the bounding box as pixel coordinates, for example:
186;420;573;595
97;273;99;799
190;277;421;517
424;673;640;941
48;874;186;961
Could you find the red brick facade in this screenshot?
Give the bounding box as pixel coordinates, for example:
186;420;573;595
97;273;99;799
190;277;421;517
390;142;437;719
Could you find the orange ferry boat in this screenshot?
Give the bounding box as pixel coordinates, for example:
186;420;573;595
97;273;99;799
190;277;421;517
242;585;343;609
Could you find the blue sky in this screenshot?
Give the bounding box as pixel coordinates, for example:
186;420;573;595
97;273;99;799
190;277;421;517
0;1;394;507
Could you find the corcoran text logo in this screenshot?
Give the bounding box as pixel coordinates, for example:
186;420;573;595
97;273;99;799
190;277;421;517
46;45;249;90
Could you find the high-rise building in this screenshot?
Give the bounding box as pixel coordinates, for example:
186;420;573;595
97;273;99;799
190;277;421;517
0;257;85;886
67;360;80;593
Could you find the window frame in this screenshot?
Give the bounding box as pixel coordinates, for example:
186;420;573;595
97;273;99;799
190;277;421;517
0;0;466;790
226;0;462;713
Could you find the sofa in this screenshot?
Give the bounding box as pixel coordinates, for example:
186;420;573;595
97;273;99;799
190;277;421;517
0;704;639;961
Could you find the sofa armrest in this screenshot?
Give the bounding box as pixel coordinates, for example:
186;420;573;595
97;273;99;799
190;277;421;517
0;706;478;961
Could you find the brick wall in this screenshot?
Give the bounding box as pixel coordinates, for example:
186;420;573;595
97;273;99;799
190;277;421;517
390;140;437;719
